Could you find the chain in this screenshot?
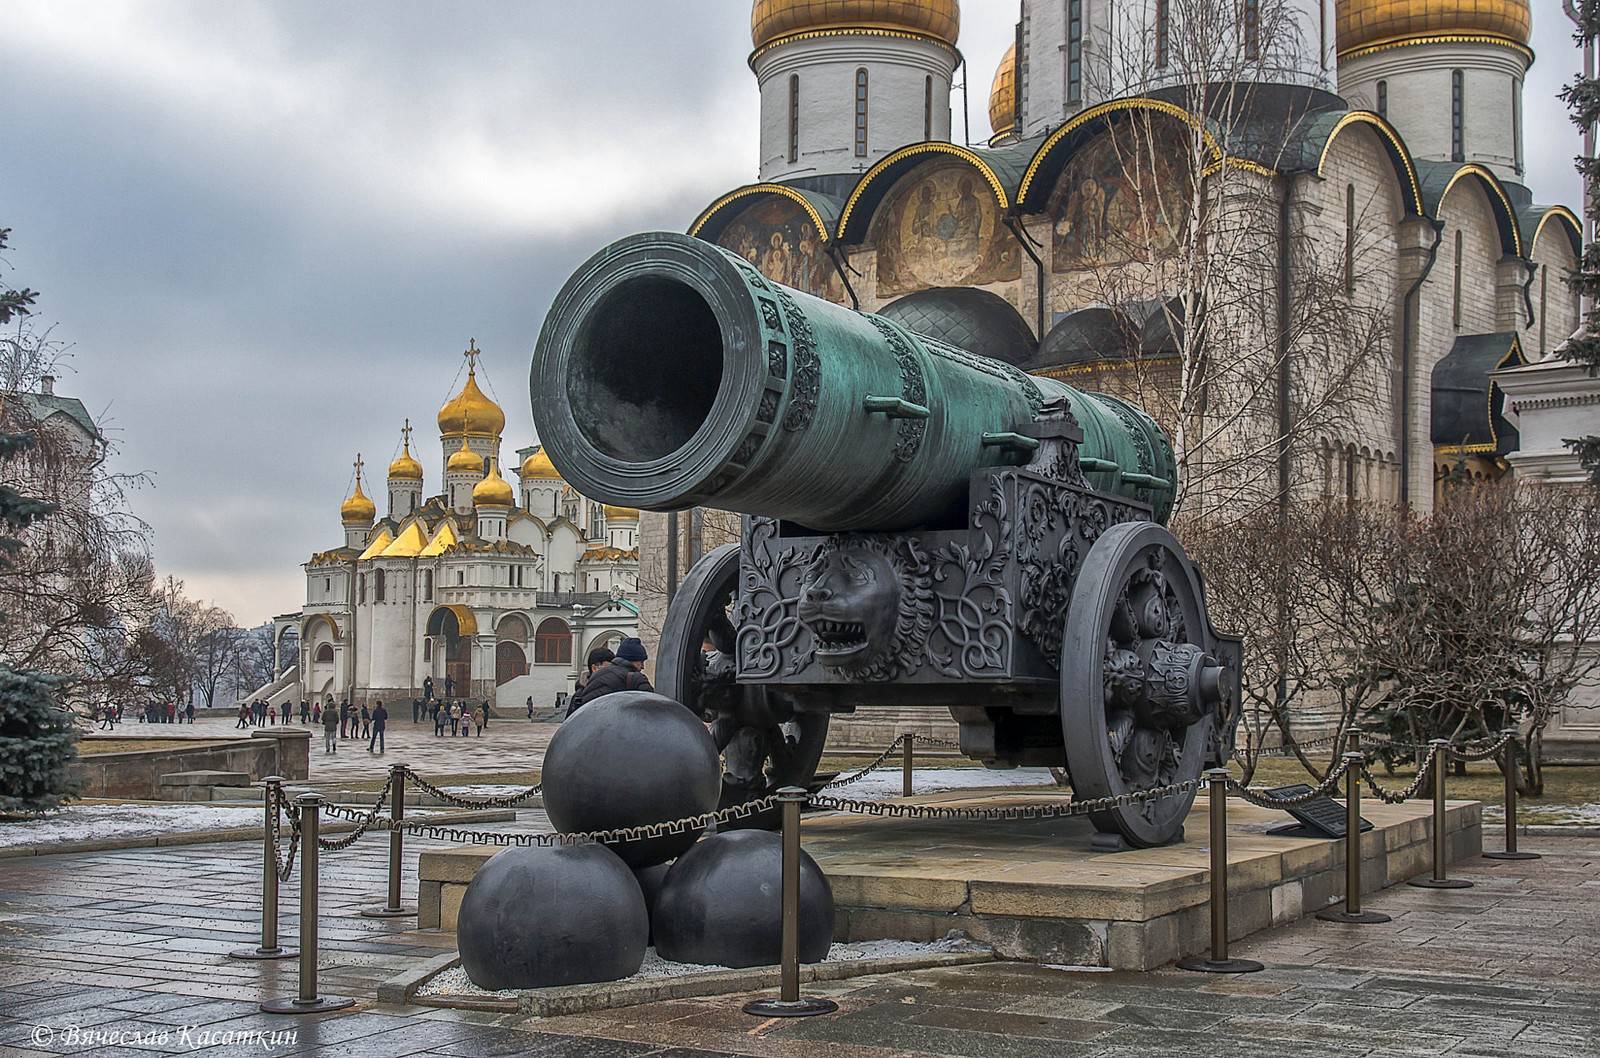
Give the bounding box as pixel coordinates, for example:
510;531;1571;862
402;766;542;808
391;794;784;848
1360;746;1438;804
1449;732;1514;763
822;735;909;788
1232;732;1344;762
269;786;299;882
315;772;396;851
812;778;1199;821
1226;756;1354;809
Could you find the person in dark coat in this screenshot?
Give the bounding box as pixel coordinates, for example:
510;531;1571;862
567;639;651;715
322;702;339;754
368;701;387;753
423;675;434;702
185;701;195;724
443;674;454;698
339;701;349;739
359;703;371;739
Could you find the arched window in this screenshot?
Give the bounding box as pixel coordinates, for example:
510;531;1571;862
1540;265;1549;356
423;569;433;602
1451;70;1464;162
1453;229;1463;330
788;74;800;163
923;75;933;141
374;568;386;603
1243;0;1260;60
1376;80;1387;119
357;573;366;604
1512;78;1522;173
534;617;572;665
854;68;869;157
1155;0;1170;69
423;638;432;662
1344;184;1356;294
315;644;334;664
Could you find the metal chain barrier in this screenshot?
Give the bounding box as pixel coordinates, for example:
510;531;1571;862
389;793;785;848
269;786;300;882
311;772;395;851
1360;747;1439;804
402;766;543;809
821;735;910;788
1226;756;1355;809
1448;731;1515;763
812;778;1200;821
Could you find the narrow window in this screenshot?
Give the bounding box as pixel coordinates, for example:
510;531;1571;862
1344;184;1356;294
854;68;869;157
1512;79;1522;173
1451;70;1464;163
1319;0;1328;69
787;74;799;163
1376;80;1387;119
924;75;933;141
424;639;432;662
1540;265;1549;355
358;573;366;604
1243;0;1260;60
1067;0;1083;102
1155;0;1170;69
456;570;464;586
374;569;385;603
1453;230;1463;330
323;577;330;593
423;570;433;601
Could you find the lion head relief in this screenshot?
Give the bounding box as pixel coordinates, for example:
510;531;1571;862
796;535;935;681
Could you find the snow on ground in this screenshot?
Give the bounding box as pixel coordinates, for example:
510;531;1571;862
829;767;1060;801
442;785;538;797
421;936;987;997
0;804;265;848
1484;802;1600;826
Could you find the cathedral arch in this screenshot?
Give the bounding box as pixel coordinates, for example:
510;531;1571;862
1427;163;1523;258
497;613;533;643
837;143;1011;246
861;154;1022;298
495;641;528;685
689;185;842;300
585;629;627;657
534;617;573;666
1312;111;1424;217
314;644;334;664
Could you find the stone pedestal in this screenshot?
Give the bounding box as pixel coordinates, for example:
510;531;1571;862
249;728;310;780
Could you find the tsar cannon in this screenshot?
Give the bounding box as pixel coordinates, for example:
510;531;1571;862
531;232;1241;848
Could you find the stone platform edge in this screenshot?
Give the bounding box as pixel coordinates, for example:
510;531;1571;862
378;949;996;1017
0;807;516;859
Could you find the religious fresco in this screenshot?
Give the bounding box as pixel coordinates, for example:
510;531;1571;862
872;162;1021;298
716;197;843;302
1049;129;1189;272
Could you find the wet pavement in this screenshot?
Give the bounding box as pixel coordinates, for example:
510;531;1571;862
0;821;1593;1057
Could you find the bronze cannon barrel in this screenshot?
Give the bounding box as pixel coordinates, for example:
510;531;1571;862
531;231;1176;531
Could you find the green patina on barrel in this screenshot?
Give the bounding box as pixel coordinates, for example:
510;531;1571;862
532;231;1176;531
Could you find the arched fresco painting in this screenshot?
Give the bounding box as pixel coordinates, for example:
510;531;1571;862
716;197;842;301
873;162;1020;298
1049;127;1190;272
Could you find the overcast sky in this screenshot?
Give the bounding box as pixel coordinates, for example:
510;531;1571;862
0;2;1583;627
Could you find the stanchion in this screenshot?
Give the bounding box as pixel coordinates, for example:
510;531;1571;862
361;763;416;917
1316;752;1390;923
262;794;355;1014
1177;769;1263;973
902;733;915;798
742;787;837;1018
1483;729;1539;861
231;776;297;960
1408;740;1473;889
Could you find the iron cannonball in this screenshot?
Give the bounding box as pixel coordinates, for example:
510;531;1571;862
456;843;647;990
542;690;722;868
652;829;834;968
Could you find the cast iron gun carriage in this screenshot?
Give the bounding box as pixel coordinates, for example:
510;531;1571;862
532;232;1241;848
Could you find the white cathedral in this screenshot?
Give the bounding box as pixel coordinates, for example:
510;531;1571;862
265;345;640;712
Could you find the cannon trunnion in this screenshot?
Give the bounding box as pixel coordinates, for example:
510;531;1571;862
532;232;1241;848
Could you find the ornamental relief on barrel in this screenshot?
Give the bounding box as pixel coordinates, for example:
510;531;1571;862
872;162;1021;299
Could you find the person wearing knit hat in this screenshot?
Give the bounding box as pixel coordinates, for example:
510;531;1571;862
566;637;653;715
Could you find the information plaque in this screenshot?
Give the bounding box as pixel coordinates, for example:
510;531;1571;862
1262;783;1373;839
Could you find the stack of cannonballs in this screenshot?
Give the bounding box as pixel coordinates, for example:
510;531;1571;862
455;691;834;990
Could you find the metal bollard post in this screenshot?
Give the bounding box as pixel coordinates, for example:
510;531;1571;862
1483;729;1540;861
742;787;837;1018
1178;769;1263;973
231;776;297;960
361;764;416;917
1409;740;1473;889
902;733;915;798
262;795;355;1014
1317;752;1391;923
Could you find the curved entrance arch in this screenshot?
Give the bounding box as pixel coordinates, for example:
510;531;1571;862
426;605;475;694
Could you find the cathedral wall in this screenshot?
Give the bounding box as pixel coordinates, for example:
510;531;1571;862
365;561;418;695
1524;225;1580;362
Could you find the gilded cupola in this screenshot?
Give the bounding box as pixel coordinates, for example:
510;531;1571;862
387;422;423;481
519;447;561;480
750;0;960;52
437;340;505;440
447;435;484;474
988;42;1017;145
1337;0;1531;55
472;459;515;508
602;504;640;521
340;459;377;525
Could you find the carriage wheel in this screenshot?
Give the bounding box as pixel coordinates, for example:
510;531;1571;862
1061;522;1227;848
656;543;829;821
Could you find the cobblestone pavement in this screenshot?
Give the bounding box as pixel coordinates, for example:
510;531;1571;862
85;714;558;785
0;827;1593;1057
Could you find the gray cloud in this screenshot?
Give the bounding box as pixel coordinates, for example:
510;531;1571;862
0;2;1584;623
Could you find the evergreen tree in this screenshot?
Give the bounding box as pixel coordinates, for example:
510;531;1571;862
1561;6;1600;473
0;228;80;815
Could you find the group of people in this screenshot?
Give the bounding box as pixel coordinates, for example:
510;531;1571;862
424;697;489;737
133;701;193;724
315;699;388;754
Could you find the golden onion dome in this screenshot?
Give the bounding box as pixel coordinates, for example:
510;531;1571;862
387;433;423;482
519;447;560;480
340;478;376;525
751;0;960;52
987;42;1017;143
447;436;483;474
602;504;640;521
1338;0;1531;54
472;460;515;508
437;357;505;439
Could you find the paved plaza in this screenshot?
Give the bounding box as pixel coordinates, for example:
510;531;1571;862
0;817;1593;1057
87;715;558;786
